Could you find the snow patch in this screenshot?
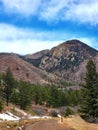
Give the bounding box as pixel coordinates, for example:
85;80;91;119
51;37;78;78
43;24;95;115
0;113;20;121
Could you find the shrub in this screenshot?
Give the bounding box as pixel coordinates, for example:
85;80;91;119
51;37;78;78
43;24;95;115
49;110;58;117
64;107;74;117
0;100;4;112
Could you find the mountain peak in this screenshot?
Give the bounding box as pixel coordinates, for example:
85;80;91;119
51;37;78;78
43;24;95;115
36;39;98;83
60;39;93;48
65;39;83;44
50;39;97;58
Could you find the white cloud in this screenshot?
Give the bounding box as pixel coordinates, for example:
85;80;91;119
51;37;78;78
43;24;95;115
40;0;98;25
0;23;65;54
1;0;98;25
0;23;43;41
64;1;98;25
0;23;97;54
40;0;69;21
0;23;67;41
0;40;63;55
0;0;42;16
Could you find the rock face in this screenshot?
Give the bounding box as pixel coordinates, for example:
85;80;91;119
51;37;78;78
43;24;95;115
0;39;98;85
23;49;49;67
40;40;97;70
24;40;98;84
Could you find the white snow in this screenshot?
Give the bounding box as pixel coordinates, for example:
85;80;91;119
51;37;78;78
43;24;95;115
0;113;20;121
0;107;51;121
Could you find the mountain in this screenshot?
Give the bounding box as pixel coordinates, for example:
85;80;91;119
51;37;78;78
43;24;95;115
0;53;61;85
0;39;98;86
24;39;98;84
23;49;49;67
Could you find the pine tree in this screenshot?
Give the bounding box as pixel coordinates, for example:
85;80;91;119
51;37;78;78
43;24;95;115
18;81;33;110
80;59;98;123
0;100;4;112
1;68;16;106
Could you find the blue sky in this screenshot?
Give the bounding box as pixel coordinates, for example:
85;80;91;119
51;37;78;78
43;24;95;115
0;0;98;54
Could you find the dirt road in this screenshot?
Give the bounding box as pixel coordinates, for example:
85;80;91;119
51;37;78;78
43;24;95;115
25;119;74;130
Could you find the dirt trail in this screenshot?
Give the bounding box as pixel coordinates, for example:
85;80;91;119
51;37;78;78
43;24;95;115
25;119;74;130
25;116;98;130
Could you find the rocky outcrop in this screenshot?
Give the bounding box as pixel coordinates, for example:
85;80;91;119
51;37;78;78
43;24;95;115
24;40;98;84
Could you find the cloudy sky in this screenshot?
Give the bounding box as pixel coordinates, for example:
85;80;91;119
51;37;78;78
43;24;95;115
0;0;98;55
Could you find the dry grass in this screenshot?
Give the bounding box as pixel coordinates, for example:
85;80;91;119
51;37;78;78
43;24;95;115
0;121;18;130
64;115;98;130
0;119;40;130
1;115;98;130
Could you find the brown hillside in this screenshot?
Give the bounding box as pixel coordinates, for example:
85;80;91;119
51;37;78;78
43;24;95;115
0;53;60;85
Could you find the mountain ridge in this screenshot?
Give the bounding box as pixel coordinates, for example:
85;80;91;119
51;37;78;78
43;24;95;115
0;39;98;86
0;52;61;85
23;39;98;84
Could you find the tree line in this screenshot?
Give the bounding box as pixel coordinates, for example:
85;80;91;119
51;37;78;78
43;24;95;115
0;67;81;110
0;59;98;123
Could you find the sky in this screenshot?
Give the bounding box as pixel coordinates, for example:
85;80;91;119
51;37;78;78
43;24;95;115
0;0;98;55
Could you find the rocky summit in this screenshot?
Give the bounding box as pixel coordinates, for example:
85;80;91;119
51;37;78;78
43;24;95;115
0;39;98;86
24;39;98;84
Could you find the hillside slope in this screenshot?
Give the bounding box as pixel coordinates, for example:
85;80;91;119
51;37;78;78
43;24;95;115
0;39;98;85
0;53;60;85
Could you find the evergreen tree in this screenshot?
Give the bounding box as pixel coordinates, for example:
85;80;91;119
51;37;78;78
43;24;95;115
10;90;19;106
49;86;59;107
80;59;98;122
32;85;42;105
1;68;16;106
18;81;33;110
0;100;4;112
